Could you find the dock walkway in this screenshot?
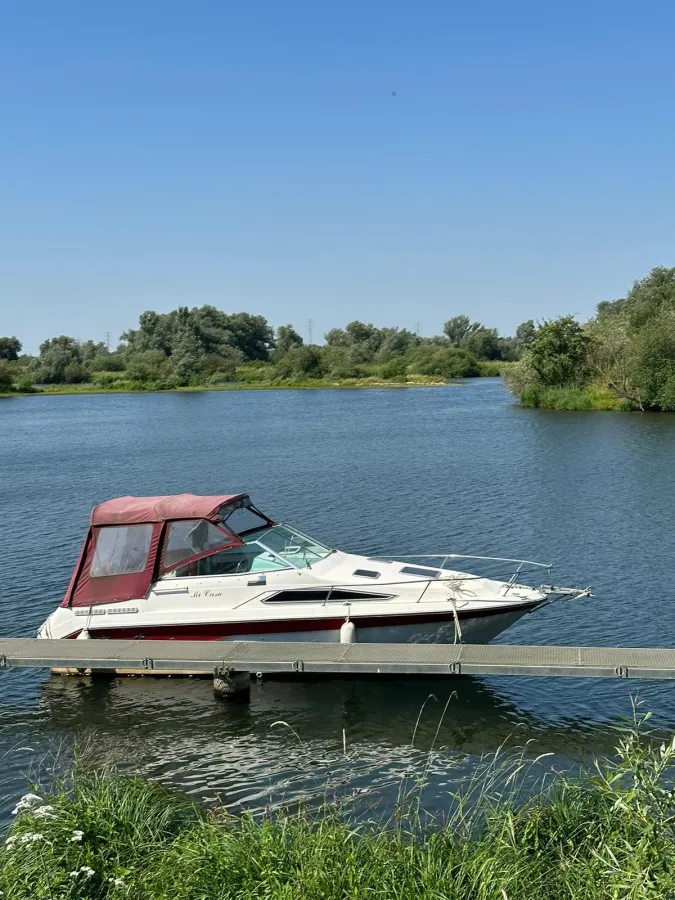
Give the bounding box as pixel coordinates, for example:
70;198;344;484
1;638;675;682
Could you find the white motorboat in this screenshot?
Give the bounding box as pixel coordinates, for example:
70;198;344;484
38;494;588;649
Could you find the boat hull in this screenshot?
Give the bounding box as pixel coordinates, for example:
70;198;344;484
50;607;534;676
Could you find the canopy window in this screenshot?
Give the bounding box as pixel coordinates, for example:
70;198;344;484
162;520;238;571
90;525;153;577
218;498;272;536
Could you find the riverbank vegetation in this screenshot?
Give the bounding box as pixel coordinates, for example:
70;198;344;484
0;310;527;395
506;266;675;411
3;710;675;898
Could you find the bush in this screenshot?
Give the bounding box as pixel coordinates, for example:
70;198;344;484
409;346;480;379
63;362;90;384
236;361;275;383
126;350;171;386
90;353;126;372
0;360;15;391
527;316;594;388
379;357;408;380
15;373;37;393
274;346;325;380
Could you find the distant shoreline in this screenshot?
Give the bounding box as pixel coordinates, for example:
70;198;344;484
0;377;458;399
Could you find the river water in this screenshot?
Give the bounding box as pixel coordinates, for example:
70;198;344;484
1;379;675;820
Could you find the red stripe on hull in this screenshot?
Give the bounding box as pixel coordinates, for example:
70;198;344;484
86;602;539;641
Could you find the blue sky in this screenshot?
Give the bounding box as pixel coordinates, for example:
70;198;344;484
2;0;674;352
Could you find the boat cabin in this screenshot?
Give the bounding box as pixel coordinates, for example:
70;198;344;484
61;494;332;608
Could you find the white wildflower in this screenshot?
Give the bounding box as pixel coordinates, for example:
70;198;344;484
11;793;42;816
108;877;125;886
19;832;46;844
70;830;84;843
71;866;95;878
33;805;56;820
5;836;17;847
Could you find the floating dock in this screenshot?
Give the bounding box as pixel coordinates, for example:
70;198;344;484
2;639;675;690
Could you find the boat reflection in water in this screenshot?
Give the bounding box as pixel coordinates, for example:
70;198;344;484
36;672;615;818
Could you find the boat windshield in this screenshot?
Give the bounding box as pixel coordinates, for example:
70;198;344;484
244;525;332;569
171;524;332;578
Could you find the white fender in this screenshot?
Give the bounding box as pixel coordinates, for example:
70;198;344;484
340;620;357;644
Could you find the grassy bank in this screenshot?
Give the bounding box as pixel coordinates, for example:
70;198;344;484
10;375;449;397
4;713;675;899
519;384;629;411
1;359;513;398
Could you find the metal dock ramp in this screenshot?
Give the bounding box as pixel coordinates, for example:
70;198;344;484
2;639;675;692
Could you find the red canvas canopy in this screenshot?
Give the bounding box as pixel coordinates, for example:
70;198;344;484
63;493;265;609
91;493;248;526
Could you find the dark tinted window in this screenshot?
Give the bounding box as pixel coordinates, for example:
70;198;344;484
223;506;268;535
353;569;380;579
264;589;388;603
400;566;440;578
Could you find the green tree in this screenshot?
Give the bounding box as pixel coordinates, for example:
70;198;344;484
630;314;675;410
0;336;22;361
63;362;90;384
0;360;14;390
624;266;675;330
91;352;126;372
586;268;675;410
275;346;325;379
528;316;593;387
126;350;171;385
121;310;176;356
79;340;108;363
464;327;501;360
376;328;418;360
409;346;480;378
325;321;384;359
274;324;304;357
324;327;350;347
443;316;482;346
322;347;366;380
201;347;244;381
515;320;536;349
171;327;204;385
34;336;87;384
221;312;274;361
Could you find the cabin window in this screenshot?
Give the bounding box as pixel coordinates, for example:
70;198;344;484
264;589;390;603
175;545;289;577
353;569;380;579
163;520;232;569
90;525;152;577
400;566;441;578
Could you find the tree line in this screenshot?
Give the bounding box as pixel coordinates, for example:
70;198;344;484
506;266;675;410
0;308;535;392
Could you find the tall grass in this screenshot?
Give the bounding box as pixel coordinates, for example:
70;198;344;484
519;384;627;411
3;706;675;898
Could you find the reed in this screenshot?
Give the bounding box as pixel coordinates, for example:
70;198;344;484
519;384;626;411
3;705;675;899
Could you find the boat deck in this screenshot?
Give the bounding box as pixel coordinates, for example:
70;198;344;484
2;638;675;680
